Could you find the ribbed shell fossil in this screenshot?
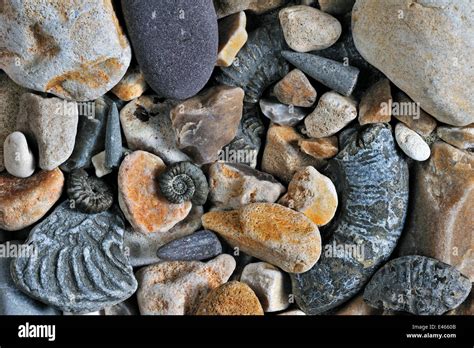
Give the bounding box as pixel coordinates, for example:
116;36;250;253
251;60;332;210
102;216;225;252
363;256;472;315
10;202;137;313
215;22;289;104
159;162;209;205
67;169;114;214
291;124;409;314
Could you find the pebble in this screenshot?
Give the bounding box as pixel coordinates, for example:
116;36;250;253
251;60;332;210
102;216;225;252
282;51;359;97
16;93;78;170
395;123;431;161
437;125;474;151
0;169;64;231
363;256;472;315
118;151;191;234
92;149;132;178
217;12;248;67
262;124;326;183
125;206;203;267
0;241;60;315
291;125;409;314
61;97;109;172
111;66;148;102
259;99;307;126
304;91;358;138
0;73;28;172
0;1;131;101
170;86;244;165
202;203;322;273
279;166;338;226
399;142;474;281
67;169;114;214
393;92;437;137
241;262;290;312
358;78;392;125
216;22;289;103
157;230;222;261
136;254;235;315
352;0;474;126
105;103;122;170
279;5;341;52
196;281;264;315
209;162;285;210
318;0;355;15
11;202;137;313
3;132;35;178
122;0;218;100
298;136;339;159
120;96;190;165
214;0;286;18
273;69;317;108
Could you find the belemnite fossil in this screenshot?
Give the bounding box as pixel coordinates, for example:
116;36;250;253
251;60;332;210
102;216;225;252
215;22;289;104
159;161;209;205
10;202;137;313
291;125;409;314
363;256;472;315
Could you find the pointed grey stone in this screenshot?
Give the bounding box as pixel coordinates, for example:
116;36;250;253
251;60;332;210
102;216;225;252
282;51;359;96
157;230;222;261
105;103;123;169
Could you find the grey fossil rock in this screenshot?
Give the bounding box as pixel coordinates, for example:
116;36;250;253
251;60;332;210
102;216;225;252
10;202;137;313
157;230;222;261
291;124;409;314
215;22;289;103
105;103;122;170
282;51;359;97
363;256;472;315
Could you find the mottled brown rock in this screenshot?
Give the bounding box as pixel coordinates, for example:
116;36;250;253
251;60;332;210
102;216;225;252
393;92;437;137
209;162;285;210
0;169;64;231
111;66;148;101
399;142;474;281
298;136;338;159
196;281;264;315
279;166;338;226
358;78;392;125
118;151;191;234
202;203;321;273
136;255;235;315
217;12;248;67
273;69;317;107
262;124;325;183
437;125;474;151
171;86;244;165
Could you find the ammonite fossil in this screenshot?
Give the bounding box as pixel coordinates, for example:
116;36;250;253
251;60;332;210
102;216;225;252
291;124;410;314
10;202;137;313
159;161;209;205
67;169;114;214
215;22;289;104
363;256;472;315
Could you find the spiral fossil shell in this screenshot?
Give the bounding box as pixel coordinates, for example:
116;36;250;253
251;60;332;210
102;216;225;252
67;169;114;214
159;161;209;205
10;202;137;313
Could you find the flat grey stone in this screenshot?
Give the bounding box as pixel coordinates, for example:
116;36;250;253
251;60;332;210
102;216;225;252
105;103;122;169
157;230;222;261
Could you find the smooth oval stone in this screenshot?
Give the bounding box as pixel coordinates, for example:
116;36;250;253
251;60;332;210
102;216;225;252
3;132;35;178
122;0;218;99
395;123;431;161
363;256;472;315
157;230;222;261
10;202;137;313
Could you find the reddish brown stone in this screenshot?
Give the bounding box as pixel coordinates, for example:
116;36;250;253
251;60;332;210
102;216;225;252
393;92;437;136
298;136;338;159
0;168;64;231
358;78;392;125
273;69;317;107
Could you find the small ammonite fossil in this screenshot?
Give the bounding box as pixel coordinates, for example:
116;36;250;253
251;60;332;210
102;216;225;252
67;169;114;214
159;161;209;205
